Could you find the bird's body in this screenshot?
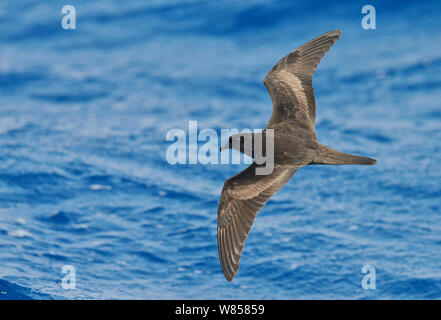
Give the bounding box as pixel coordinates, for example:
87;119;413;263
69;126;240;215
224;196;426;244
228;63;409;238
218;30;377;282
269;120;318;166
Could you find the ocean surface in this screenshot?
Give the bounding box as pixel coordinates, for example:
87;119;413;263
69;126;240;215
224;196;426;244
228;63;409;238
1;0;441;299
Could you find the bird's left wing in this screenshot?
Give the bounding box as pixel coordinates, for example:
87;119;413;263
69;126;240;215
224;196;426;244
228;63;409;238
218;163;298;281
264;30;341;130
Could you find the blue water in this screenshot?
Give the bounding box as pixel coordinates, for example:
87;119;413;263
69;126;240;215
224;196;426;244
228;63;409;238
1;0;441;299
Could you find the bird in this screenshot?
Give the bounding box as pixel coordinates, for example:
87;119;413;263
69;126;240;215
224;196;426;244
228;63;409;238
217;30;377;282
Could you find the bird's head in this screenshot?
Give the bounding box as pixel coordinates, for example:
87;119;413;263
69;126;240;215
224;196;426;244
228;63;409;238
220;134;241;152
219;133;253;155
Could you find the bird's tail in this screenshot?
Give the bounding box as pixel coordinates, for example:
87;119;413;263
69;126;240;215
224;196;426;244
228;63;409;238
311;144;377;165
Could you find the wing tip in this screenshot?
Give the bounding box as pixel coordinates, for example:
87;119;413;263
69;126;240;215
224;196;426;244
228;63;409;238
224;273;235;282
327;29;342;37
218;226;239;282
316;29;341;43
220;257;238;282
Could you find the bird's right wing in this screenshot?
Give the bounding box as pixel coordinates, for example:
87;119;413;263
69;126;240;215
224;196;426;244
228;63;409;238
217;163;298;281
264;30;341;130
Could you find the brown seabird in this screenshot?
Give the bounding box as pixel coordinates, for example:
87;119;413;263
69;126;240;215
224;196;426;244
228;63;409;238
217;30;376;282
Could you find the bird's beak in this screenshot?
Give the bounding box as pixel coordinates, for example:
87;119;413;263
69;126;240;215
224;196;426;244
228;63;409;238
219;144;228;152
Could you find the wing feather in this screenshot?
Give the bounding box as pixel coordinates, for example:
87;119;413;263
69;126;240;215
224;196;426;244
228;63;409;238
217;164;297;281
264;30;341;129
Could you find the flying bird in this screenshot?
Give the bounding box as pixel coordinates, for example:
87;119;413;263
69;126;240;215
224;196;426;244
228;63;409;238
217;30;376;282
